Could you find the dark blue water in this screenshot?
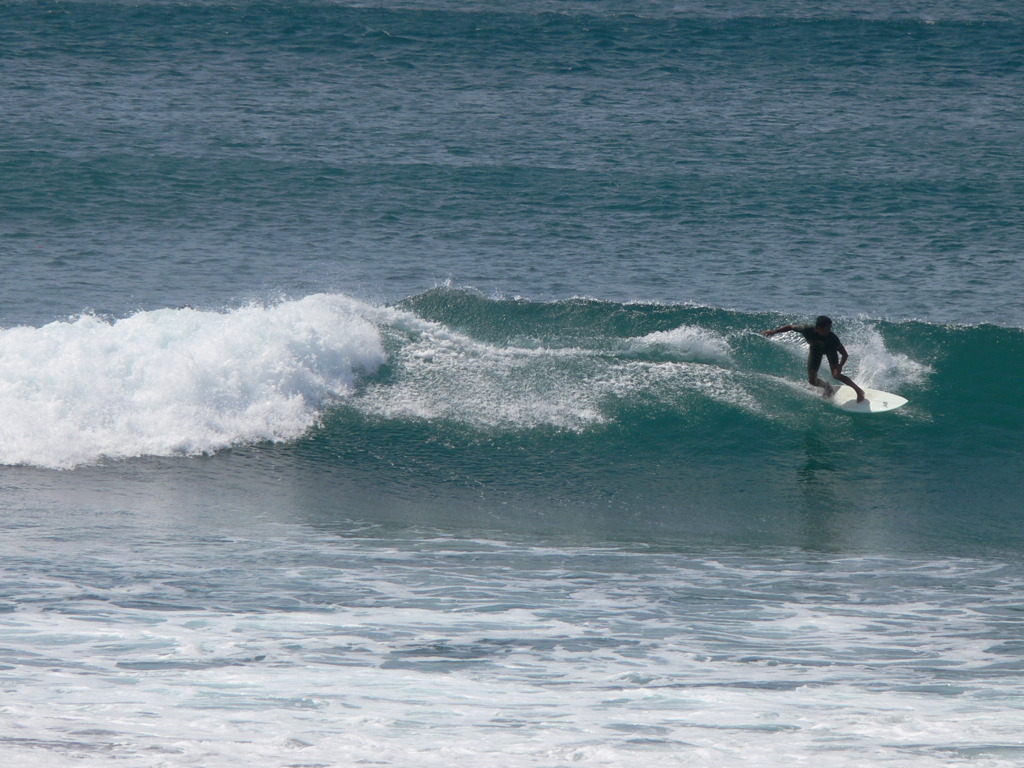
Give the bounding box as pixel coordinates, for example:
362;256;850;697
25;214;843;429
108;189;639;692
3;1;1023;325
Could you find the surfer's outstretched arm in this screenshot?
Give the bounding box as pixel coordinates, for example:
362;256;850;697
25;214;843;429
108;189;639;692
762;325;797;337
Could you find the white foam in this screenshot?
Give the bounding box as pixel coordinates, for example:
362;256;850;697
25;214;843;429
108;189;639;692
2;540;1022;768
845;323;933;391
0;294;385;468
633;325;734;364
356;309;757;429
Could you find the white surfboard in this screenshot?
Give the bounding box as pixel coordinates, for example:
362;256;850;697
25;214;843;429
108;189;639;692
831;385;907;413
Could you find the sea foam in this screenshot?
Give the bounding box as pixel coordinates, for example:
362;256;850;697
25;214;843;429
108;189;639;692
354;308;757;430
633;324;734;364
0;294;385;468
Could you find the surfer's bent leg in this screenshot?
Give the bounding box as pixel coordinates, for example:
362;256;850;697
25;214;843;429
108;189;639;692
807;351;833;396
827;350;865;402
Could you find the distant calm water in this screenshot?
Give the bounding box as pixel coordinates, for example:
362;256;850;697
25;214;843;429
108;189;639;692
1;1;1022;766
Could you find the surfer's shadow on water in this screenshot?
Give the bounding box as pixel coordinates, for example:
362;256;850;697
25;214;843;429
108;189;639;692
791;433;871;551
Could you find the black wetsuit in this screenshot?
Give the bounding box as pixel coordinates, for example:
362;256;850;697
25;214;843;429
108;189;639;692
796;324;842;373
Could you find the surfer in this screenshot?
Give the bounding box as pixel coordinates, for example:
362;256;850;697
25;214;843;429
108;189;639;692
762;316;866;402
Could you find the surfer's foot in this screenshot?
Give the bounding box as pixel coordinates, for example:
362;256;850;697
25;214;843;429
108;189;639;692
855;389;866;403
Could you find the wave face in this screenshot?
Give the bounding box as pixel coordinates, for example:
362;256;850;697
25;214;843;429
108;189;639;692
353;287;1021;439
342;289;1020;552
2;288;1021;551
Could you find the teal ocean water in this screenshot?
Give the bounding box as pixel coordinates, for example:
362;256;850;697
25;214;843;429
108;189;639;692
2;2;1023;765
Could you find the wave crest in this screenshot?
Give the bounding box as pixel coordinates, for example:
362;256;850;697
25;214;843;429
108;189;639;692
0;294;385;468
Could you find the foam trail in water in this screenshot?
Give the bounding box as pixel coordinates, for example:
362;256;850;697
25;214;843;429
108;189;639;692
357;307;608;428
356;308;757;429
0;294;385;468
632;325;734;364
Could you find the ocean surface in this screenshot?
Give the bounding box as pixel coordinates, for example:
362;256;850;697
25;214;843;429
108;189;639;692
2;0;1023;765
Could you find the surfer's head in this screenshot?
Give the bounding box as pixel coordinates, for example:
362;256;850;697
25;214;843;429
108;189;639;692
815;315;832;329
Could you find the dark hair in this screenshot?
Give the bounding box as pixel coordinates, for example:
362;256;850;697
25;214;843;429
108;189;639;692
815;315;833;328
